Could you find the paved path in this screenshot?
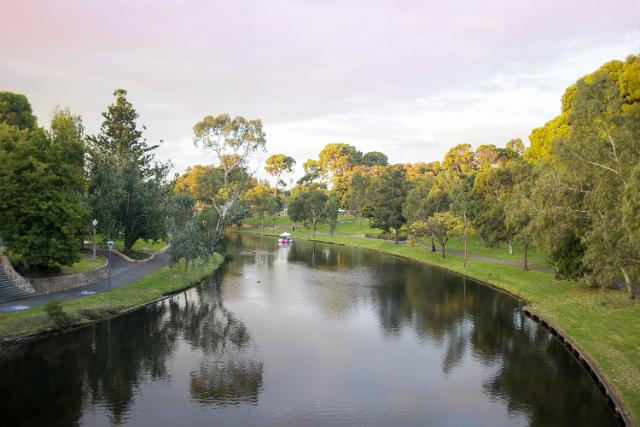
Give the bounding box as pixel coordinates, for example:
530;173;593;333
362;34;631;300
0;251;170;313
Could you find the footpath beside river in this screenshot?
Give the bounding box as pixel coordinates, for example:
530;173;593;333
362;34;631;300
238;228;640;426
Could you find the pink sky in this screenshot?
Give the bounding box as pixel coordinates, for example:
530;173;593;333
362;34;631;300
1;0;639;180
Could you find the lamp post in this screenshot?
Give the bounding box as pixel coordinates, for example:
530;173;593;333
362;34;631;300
92;219;98;261
107;240;114;292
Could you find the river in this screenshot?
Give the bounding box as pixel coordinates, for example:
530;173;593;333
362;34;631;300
0;233;619;426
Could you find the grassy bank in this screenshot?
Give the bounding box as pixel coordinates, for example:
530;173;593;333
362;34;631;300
0;253;224;342
246;215;548;266
240;227;640;425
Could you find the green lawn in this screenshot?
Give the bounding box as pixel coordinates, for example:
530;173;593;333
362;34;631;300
96;236;168;252
0;253;223;341
239;227;640;424
60;254;107;275
246;215;547;266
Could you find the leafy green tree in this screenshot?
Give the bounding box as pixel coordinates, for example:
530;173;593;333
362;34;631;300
532;55;640;296
193;113;266;252
424;212;462;258
445;174;476;267
264;154;295;196
505;177;536;271
402;175;450;251
318;143;363;204
288;186;328;236
443;143;476;174
0;108;86;269
366;165;408;243
346;170;369;229
0;92;37;130
297;159;322;185
324;195;339;236
473;159;531;253
169;221;208;272
245;183;279;229
362;151;388;166
88;89;169;252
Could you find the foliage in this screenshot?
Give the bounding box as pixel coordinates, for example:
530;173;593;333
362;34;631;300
346;171;369;228
0;107;86;269
193;113;266;252
0;91;37;130
170;221;208;271
245;183;279;228
324;195;339;236
442;143;476;174
288;185;328;235
88;89;169;252
424;212;462;258
44;300;75;330
366;165;408;243
531;55;640;295
264;154;295;195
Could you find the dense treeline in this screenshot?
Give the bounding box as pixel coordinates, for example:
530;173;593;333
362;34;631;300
251;55;638;297
0;54;637;295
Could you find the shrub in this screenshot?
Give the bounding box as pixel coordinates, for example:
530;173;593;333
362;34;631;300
44;300;74;330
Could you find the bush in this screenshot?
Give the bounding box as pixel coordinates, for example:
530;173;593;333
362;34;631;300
44;300;74;330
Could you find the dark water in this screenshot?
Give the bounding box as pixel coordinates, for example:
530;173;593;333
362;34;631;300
0;234;618;426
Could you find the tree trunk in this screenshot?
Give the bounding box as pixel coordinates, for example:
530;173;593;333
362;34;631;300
621;266;636;299
208;215;224;253
393;227;399;244
430;236;436;252
441;243;446;258
508;239;513;255
522;242;529;271
261;218;264;230
463;235;468;267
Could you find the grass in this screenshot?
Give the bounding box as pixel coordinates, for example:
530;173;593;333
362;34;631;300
60;254;107;275
239;227;640;424
96;236;168;252
0;253;224;342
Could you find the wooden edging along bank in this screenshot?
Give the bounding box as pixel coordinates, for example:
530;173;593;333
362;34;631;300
237;229;633;427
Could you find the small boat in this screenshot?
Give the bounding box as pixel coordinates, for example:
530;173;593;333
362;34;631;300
278;232;293;245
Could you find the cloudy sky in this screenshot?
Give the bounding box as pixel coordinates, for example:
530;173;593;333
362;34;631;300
1;0;639;181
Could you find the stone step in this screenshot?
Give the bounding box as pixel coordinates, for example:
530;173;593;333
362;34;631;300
0;269;31;303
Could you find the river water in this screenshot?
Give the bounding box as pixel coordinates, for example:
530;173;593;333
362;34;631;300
0;234;619;426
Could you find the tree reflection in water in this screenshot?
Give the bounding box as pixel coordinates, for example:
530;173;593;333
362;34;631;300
0;275;263;426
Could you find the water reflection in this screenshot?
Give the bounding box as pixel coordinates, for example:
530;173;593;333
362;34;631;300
0;275;263;426
0;233;618;426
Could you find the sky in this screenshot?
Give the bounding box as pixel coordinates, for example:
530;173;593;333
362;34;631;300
1;0;639;183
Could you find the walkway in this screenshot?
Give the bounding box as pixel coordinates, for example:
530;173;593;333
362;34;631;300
0;251;170;313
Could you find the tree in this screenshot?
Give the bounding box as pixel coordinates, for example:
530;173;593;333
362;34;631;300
0;107;86;269
0;92;37;130
424;212;462;258
88;89;169;252
245;183;279;229
531;55;640;296
445;174;476;267
193;114;266;252
169;221;208;272
362;151;388;166
366;165;408;243
443;143;476;174
324;195;339;236
346;171;369;229
402;175;449;252
318;143;363;204
264;154;295;196
287;186;328;236
505;178;536;271
474;159;531;254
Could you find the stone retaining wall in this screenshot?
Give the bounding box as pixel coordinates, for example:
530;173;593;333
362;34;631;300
30;263;109;295
0;253;35;294
111;245;170;263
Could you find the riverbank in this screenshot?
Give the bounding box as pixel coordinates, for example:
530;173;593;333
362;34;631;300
238;228;640;426
0;253;224;345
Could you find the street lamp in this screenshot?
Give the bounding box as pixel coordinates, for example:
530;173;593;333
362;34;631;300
92;219;98;261
107;240;114;292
